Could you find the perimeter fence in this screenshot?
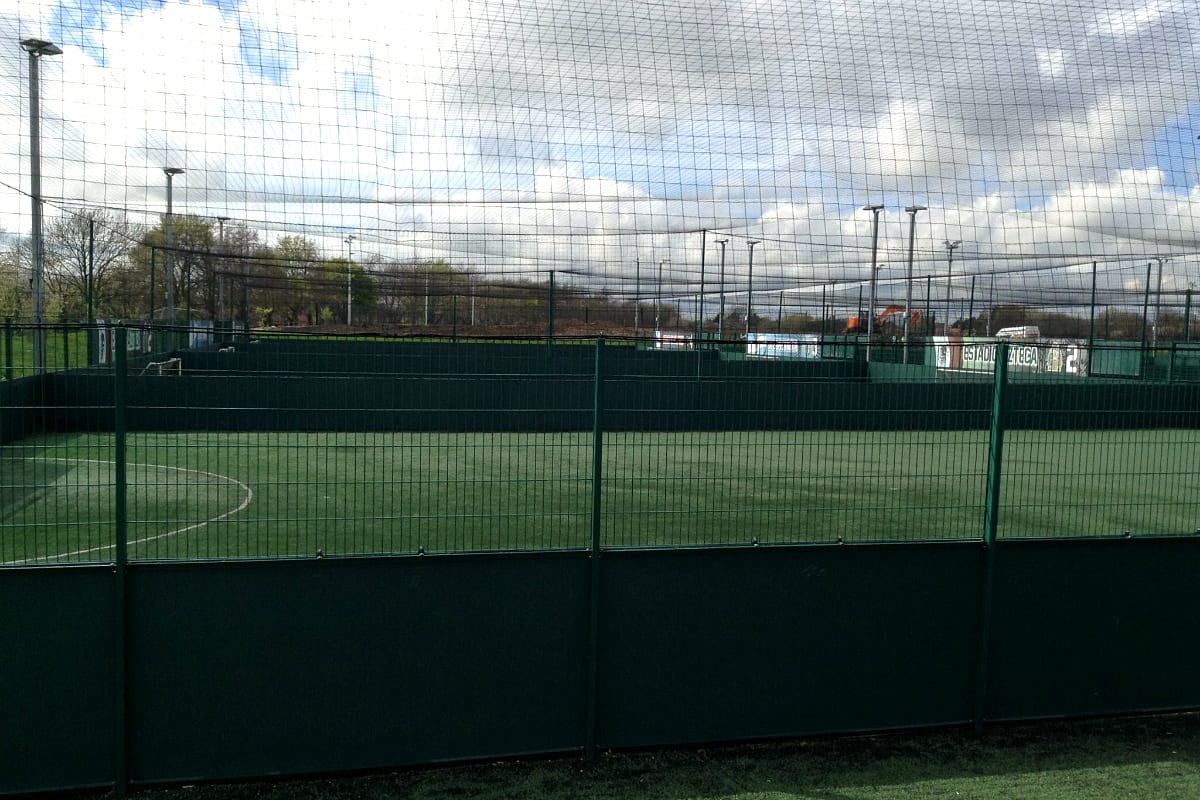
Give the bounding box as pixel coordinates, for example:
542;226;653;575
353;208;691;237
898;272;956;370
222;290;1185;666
5;322;1200;797
2;322;1199;564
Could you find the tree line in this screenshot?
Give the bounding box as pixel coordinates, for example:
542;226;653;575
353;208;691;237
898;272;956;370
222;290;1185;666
0;208;1193;340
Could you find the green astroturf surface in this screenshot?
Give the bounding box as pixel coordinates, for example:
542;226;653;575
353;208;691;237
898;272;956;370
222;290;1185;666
2;427;1198;563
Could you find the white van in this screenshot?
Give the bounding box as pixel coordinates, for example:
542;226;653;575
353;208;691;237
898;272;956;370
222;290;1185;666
995;325;1040;339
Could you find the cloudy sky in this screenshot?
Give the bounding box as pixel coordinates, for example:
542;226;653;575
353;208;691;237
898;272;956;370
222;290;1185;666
1;0;1198;310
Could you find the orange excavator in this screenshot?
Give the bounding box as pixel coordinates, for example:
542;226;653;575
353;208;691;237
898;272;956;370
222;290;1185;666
845;306;922;334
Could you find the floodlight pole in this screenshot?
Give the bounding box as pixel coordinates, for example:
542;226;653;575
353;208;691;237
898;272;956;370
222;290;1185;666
22;37;62;374
715;238;729;339
345;235;355;326
634;257;641;337
862;204;885;362
944;239;961;331
163;167;184;325
216;216;230;321
903;205;926;364
696;229;706;346
656;259;669;334
1152;257;1166;346
745;240;760;339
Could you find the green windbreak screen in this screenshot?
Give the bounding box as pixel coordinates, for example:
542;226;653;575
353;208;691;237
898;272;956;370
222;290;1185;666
3;328;1198;562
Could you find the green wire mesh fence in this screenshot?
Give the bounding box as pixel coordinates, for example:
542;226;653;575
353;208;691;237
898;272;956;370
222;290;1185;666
2;325;1199;564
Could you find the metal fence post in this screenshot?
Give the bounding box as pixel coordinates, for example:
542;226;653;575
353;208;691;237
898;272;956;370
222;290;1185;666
62;318;70;372
547;270;555;341
973;340;1008;734
1185;289;1193;342
113;327;129;796
585;337;605;756
3;318;11;381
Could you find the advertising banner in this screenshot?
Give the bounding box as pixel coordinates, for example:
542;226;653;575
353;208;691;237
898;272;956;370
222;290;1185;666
653;330;694;350
746;333;822;360
934;335;1088;376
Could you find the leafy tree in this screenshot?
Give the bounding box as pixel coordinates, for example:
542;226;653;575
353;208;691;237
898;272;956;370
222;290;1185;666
0;237;30;318
349;263;378;323
266;235;328;323
130;215;215;319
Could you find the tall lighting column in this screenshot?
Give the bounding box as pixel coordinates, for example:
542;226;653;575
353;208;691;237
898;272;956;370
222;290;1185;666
902;205;926;364
345;235;355;326
655;259;669;333
21;37;62;375
745;240;760;339
216;216;230;320
715;238;729;339
944;239;961;330
861;205;885;360
163;167;184;324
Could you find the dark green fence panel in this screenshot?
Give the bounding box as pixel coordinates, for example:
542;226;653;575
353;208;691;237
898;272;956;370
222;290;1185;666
45;372;1200;436
602;378;992;432
1006;382;1200;429
596;544;980;748
1090;341;1144;377
0;567;115;795
127;554;590;784
987;538;1200;721
0;376;44;444
182;340;868;381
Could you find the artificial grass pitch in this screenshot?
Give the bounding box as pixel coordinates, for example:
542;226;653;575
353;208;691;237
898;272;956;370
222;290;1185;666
2;427;1198;563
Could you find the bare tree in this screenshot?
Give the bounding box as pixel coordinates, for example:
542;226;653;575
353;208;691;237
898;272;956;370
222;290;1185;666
44;208;143;319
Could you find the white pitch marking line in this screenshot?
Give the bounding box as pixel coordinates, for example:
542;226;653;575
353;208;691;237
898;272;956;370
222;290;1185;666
3;457;254;565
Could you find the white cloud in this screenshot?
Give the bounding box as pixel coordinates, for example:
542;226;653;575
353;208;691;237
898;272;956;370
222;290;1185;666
0;0;1194;303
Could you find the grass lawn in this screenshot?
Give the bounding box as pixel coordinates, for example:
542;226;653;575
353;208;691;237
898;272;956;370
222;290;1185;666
1;327;92;377
125;713;1200;800
3;427;1198;563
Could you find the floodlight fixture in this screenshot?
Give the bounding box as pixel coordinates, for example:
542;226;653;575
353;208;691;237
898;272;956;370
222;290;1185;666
21;36;62;374
163;168;185;322
861;205;885;360
902;206;927;361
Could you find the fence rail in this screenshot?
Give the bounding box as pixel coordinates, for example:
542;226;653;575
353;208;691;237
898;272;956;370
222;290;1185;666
3;324;1199;563
5;324;1200;797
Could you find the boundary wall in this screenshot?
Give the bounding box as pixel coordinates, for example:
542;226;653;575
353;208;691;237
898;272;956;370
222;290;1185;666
4;334;1200;795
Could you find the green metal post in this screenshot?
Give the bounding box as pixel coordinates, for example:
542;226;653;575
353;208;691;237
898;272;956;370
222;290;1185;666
3;318;12;381
1185;290;1193;342
242;268;250;332
696;229;707;378
967;276;976;336
451;294;458;341
61;317;69;371
1141;261;1151;347
1167;341;1176;384
186;259;193;327
113;327;129;796
821;285;827;336
87;218;96;365
545;271;555;372
547;270;555;341
776;291;783;333
974;340;1009;735
1088;261;1097;347
149;247;156;322
585;337;605;756
925;275;932;336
